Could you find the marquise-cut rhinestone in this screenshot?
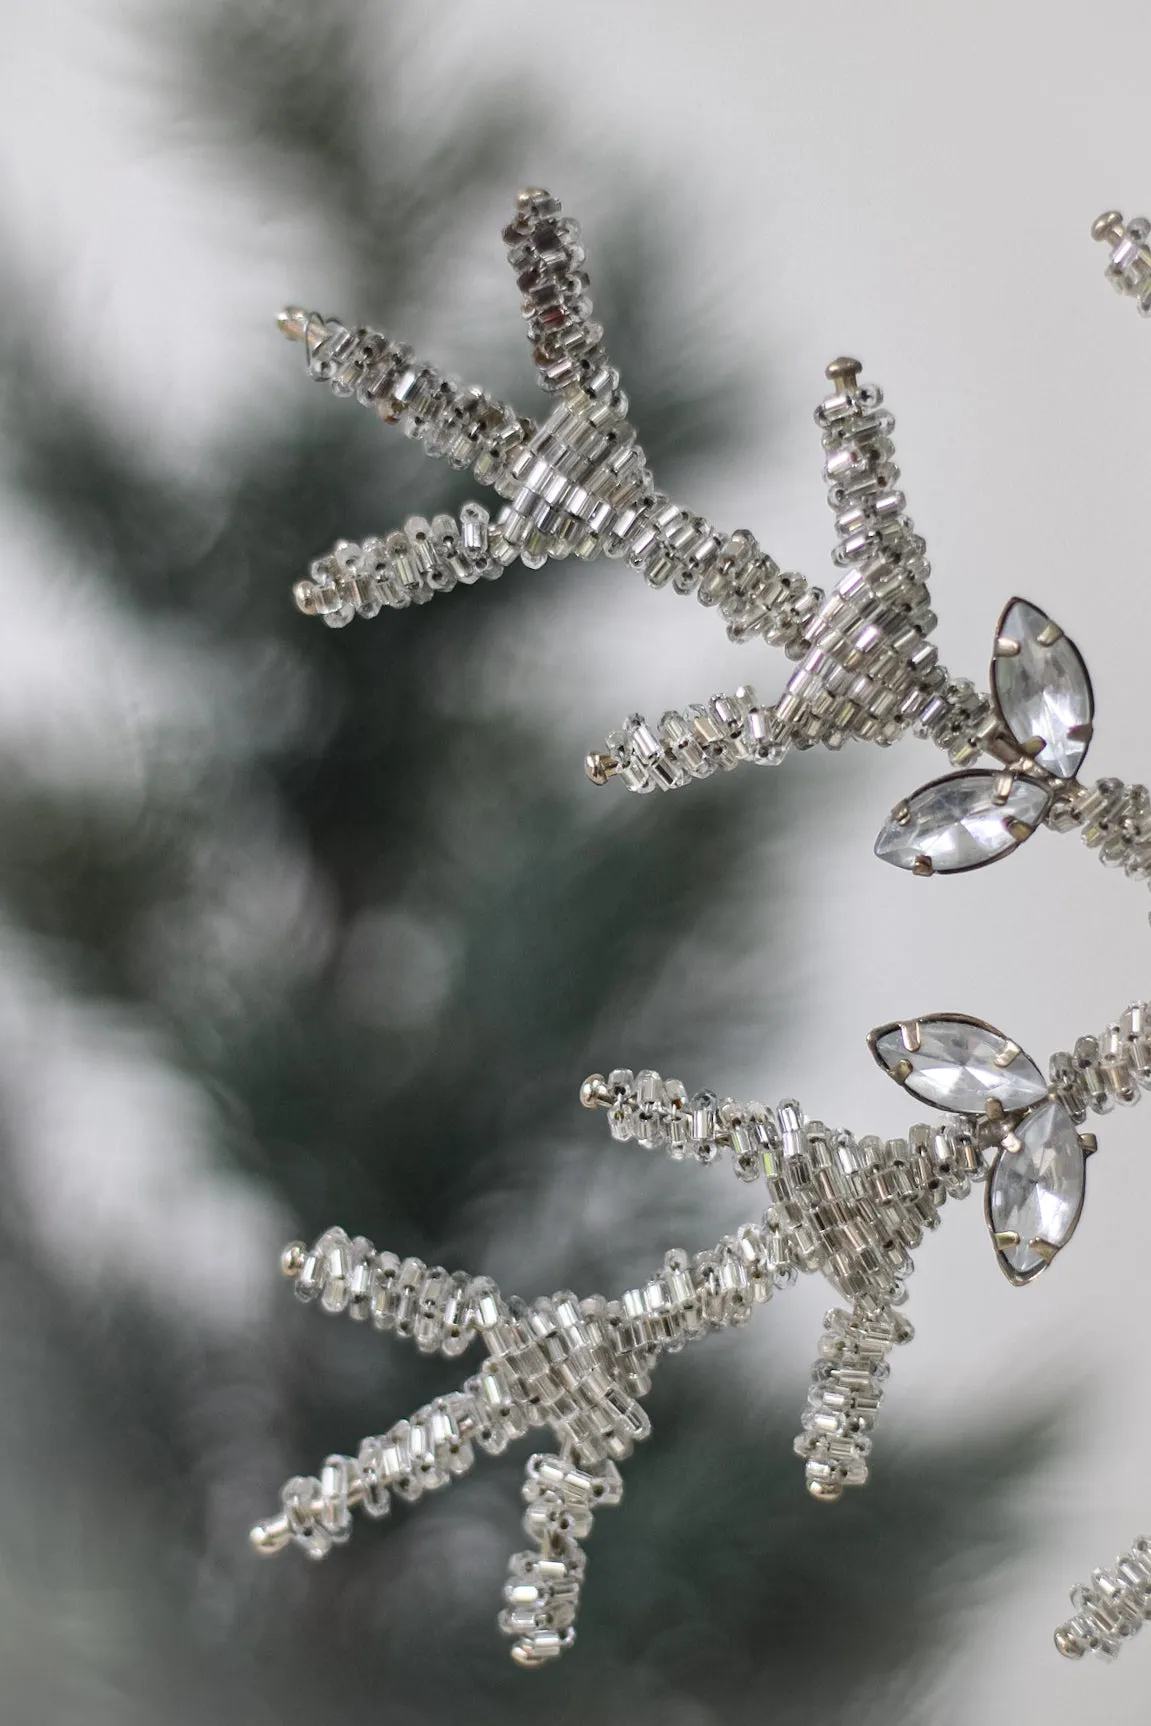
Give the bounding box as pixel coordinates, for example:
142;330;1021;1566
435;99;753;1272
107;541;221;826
873;772;1051;873
987;1099;1085;1282
872;1017;1048;1114
993;599;1093;781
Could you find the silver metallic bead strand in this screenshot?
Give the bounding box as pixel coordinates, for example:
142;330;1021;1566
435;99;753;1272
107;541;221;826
1046;776;1151;884
583;1072;981;1301
252;1217;787;1573
588;660;991;796
278;307;527;482
688;1221;788;1327
614;501;821;652
795;1297;913;1501
284;1225;502;1357
592;364;966;794
282;191;823;662
913;675;1001;766
611;1230;790;1362
500;190;822;635
1055;1536;1151;1660
482;1289;653;1467
503;187;611;393
1093;211;1151;316
585;685;791;791
1048;1000;1151;1122
292;503;515;626
251;1387;485;1560
777;362;944;750
500;1454;623;1667
762;1103;979;1305
493;380;652;568
581;1064;780;1177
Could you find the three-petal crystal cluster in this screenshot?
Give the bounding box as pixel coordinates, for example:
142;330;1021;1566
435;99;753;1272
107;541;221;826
251;189;1151;1670
869;1015;1088;1284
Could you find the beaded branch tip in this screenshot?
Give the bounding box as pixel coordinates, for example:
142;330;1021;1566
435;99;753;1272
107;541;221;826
256;192;1151;1667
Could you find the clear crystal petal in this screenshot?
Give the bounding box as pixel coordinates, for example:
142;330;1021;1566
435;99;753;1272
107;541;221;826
871;1016;1048;1114
993;599;1093;781
873;772;1050;873
987;1099;1085;1282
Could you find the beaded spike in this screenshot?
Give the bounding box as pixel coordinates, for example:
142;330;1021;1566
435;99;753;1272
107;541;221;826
262;194;1151;1668
1056;1537;1151;1660
1094;210;1151;314
251;1208;788;1665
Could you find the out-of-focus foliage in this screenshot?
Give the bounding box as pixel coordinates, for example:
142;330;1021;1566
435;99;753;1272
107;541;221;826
0;5;1048;1723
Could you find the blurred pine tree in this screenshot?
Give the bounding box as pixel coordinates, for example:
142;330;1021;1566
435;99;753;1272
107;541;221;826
0;4;1049;1722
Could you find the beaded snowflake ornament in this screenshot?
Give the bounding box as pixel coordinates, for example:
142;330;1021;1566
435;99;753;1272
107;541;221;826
250;196;1151;1667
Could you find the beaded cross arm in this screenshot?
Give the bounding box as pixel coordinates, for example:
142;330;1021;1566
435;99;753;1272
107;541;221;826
258;196;1151;1666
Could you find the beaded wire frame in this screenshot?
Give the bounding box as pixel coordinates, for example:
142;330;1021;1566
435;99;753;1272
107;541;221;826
249;196;1151;1667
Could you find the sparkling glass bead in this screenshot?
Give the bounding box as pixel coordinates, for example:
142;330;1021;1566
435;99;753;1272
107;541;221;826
987;1098;1085;1282
874;771;1050;873
993;599;1093;780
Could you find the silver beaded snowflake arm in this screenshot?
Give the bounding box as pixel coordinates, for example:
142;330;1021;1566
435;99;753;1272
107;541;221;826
278;300;528;622
581;1069;980;1499
586;1001;1151;1518
1048;992;1151;1663
1056;1538;1151;1663
598;210;1151;822
282;188;822;653
586;355;951;787
250;1215;786;1667
586;995;1151;1295
601;230;1151;935
501;186;612;391
1049;998;1151;1117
